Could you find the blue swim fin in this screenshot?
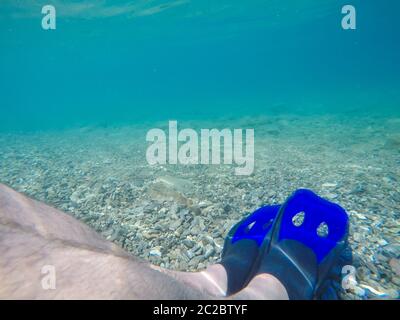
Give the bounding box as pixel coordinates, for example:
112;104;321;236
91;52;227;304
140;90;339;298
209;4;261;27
255;189;352;300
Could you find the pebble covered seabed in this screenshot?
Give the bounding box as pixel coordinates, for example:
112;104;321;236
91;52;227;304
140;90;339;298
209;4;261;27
0;114;399;300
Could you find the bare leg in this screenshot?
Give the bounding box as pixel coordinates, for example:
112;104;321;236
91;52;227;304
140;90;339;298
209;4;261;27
0;183;287;300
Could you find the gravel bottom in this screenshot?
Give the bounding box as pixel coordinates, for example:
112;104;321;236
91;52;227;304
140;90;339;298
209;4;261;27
0;114;399;300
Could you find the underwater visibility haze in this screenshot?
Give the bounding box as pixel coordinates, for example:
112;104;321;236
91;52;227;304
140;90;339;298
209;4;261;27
0;0;399;130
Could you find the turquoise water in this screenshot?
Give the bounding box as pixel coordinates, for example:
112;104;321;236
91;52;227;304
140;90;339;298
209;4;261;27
0;0;399;131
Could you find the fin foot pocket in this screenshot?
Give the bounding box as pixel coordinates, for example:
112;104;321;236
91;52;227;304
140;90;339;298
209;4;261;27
220;205;280;295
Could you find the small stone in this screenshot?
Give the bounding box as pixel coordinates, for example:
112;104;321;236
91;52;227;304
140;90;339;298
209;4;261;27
109;227;121;241
392;193;400;202
322;182;337;188
364;260;380;275
185;250;195;259
181;229;191;237
391;276;400;286
353;233;363;242
142;231;158;240
193;244;203;255
198;201;211;208
354;213;367;220
389;258;400;276
377;239;388;246
179;261;189;270
359;226;371;233
169;219;182;230
325;193;338;200
149;248;162;257
191;217;205;232
386;289;399;299
212;229;222;238
170;203;179;215
382;177;391;184
223;204;231;213
179;208;189;219
201;234;214;245
204;246;215;259
383;244;400;258
350;184;366;194
190;226;200;235
143;203;156;213
70;191;81;204
189;205;201;215
183;239;195;248
374;253;389;264
198;263;206;270
189;256;202;268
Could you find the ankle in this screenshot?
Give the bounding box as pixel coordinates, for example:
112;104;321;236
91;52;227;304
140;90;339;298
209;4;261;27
230;274;289;300
246;274;289;299
153;264;228;298
200;264;228;297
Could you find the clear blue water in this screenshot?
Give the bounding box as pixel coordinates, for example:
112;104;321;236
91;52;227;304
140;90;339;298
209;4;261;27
1;0;399;131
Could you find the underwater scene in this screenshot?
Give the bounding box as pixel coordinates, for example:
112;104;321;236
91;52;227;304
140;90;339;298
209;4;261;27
0;0;399;300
